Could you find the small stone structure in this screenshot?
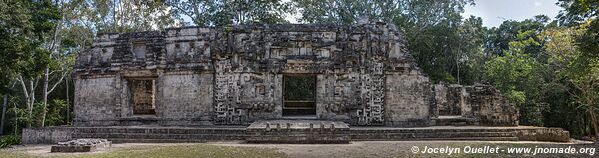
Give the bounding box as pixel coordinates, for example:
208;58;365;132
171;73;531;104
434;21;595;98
72;22;518;127
51;139;111;152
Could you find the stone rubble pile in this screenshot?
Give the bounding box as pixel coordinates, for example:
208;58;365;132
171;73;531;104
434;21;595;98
51;139;111;152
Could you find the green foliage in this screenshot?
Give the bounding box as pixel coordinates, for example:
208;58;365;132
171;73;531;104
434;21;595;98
483;52;546;126
22;99;66;127
0;0;33;93
293;0;399;24
485;15;549;56
283;76;316;101
558;0;599;57
44;99;67;126
0;135;20;149
69;0;179;33
167;0;292;26
483;30;548;126
0;0;61;95
539;23;599;137
8;102;29;134
557;0;599;25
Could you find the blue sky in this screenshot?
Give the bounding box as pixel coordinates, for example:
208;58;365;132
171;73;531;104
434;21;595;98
463;0;563;27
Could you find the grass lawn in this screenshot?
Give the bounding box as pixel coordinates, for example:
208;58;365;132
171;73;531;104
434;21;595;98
0;144;287;158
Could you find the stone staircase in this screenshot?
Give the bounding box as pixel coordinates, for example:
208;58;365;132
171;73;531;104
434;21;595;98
351;127;521;141
71;126;247;143
246;120;350;144
23;124;570;144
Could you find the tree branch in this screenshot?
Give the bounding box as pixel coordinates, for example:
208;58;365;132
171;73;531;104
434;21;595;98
48;71;68;94
17;76;29;99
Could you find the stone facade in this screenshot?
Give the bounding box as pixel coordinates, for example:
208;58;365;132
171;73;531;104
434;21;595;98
73;22;518;127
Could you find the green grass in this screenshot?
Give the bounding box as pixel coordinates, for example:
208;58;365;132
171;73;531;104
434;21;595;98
0;144;287;158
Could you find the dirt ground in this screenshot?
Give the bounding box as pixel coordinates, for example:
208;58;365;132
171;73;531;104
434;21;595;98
210;141;599;158
2;140;599;158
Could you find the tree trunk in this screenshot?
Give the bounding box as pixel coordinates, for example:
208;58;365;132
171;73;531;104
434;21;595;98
41;68;49;127
27;79;34;128
589;108;599;139
13;102;17;135
66;77;70;125
0;94;8;135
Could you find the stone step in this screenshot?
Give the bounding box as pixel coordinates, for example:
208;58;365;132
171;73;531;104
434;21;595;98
73;133;247;140
75;127;246;134
109;139;209;143
246;120;351;144
418;137;519;141
432;116;478;126
350;128;517;133
352;136;519;141
350;132;516;140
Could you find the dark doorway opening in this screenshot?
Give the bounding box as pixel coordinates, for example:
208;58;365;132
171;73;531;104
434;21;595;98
283;75;316;116
130;79;156;115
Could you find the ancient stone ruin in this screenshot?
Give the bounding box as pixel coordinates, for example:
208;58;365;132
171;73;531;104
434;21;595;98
72;22;519;127
20;22;576;145
51;139;111;152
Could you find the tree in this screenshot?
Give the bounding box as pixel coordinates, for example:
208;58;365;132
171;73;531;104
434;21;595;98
557;0;599;138
39;0;67;127
1;95;7;135
166;0;292;26
483;31;547;126
558;0;599;57
459;16;486;84
484;15;549;57
293;0;401;24
1;0;60;128
0;0;34;94
543;22;599;138
70;0;179;33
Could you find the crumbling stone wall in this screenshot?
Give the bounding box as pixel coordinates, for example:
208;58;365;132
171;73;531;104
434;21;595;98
74;22;517;127
432;83;519;126
470;83;519;126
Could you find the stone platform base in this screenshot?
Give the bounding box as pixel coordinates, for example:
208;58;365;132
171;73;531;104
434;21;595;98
246;120;350;144
351;126;570;142
22;125;570;144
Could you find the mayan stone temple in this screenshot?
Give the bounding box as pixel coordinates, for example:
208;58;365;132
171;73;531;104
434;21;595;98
23;22;570;144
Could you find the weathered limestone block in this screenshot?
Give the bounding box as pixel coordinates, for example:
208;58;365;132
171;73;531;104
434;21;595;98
73;77;120;126
385;73;432;126
155;73;213;125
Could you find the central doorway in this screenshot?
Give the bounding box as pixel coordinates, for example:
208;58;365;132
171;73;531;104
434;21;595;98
283;75;317;116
